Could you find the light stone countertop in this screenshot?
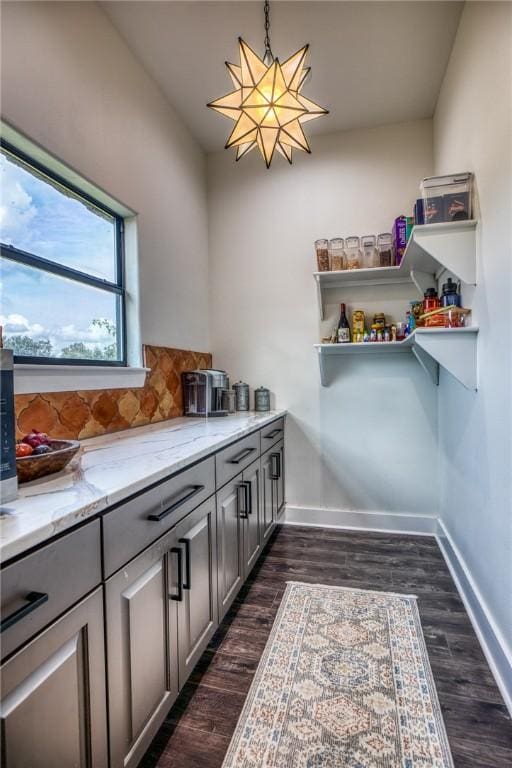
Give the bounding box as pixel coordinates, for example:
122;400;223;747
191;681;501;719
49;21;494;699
0;410;286;563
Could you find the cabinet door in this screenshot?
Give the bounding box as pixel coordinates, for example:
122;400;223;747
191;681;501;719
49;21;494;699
0;588;107;768
216;476;244;620
105;533;179;768
174;499;218;686
242;460;262;577
261;450;275;544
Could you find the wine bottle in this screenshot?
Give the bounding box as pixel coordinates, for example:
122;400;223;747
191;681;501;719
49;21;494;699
337;303;351;343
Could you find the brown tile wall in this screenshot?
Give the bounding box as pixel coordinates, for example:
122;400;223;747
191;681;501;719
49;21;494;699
14;345;212;441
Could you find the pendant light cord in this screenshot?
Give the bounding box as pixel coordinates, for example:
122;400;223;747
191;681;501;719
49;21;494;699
263;0;274;63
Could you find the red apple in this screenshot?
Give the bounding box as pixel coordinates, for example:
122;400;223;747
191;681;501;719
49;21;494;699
22;429;51;448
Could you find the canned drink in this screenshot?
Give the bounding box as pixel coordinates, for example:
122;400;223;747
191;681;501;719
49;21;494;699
254;386;270;412
233;381;249;411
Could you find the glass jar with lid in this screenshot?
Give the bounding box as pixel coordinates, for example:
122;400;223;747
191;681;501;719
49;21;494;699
315;239;330;271
361;235;377;269
377;233;393;267
329;238;345;271
345;236;361;270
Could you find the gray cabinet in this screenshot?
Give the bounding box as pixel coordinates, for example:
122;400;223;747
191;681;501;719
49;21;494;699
261;449;275;544
217;458;264;620
0;418;285;768
0;588;107;768
173;498;218;684
1;520;101;662
261;438;285;544
242;459;262;576
105;498;218;768
216;476;244;619
105;531;179;768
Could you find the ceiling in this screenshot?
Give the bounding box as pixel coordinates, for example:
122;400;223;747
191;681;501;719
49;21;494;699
102;1;463;153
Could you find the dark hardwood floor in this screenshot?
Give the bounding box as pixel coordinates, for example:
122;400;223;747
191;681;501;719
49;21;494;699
140;524;512;768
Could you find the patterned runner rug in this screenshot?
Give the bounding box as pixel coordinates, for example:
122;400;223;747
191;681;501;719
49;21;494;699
222;582;453;767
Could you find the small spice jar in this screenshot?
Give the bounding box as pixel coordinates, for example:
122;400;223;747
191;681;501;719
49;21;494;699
254;386;270;412
377;233;393;267
315;239;330;271
345;236;361;270
329;238;345;271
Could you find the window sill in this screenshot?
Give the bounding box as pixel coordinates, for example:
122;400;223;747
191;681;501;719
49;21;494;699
14;364;150;395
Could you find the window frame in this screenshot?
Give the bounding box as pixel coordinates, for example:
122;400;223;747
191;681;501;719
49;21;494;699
0;139;127;367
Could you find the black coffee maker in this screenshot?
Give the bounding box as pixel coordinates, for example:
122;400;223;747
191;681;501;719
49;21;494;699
182;369;230;417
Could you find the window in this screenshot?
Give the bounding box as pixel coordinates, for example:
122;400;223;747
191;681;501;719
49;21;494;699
0;141;126;365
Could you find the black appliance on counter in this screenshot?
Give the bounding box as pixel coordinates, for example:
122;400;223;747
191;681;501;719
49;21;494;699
182;369;230;417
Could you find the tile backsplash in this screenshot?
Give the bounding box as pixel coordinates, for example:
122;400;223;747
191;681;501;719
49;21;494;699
14;345;212;440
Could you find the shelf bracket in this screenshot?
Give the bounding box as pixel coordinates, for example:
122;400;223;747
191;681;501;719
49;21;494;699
410;269;435;297
414;331;478;390
314;275;325;321
413;222;477;285
412;345;439;386
317;347;328;387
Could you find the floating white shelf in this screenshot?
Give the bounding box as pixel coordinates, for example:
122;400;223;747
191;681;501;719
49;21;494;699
314;220;477;320
315;327;479;390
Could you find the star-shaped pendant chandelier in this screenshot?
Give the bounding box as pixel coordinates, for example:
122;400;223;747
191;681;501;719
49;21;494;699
207;1;328;168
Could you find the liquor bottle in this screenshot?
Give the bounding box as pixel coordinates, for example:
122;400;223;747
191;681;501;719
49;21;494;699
337;303;351;343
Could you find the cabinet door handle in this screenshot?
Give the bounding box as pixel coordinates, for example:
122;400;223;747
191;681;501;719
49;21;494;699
228;447;256;465
148;484;205;521
170;547;183;602
237;482;249;519
178;538;191;590
0;591;49;633
244;480;253;515
264;428;282;440
239;480;252;516
270;452;281;480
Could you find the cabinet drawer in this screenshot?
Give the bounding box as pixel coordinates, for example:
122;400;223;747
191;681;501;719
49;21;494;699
260;417;285;450
215;432;261;489
1;520;101;661
103;457;215;578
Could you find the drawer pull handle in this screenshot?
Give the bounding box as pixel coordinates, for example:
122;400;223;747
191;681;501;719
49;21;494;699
179;538;191;590
0;591;49;633
270;452;281;480
228;447;256;465
170;547;183;602
264;428;282;439
148;484;205;522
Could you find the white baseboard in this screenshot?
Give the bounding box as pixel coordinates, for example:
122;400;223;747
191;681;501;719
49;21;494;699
281;505;512;715
282;505;438;535
436;519;512;714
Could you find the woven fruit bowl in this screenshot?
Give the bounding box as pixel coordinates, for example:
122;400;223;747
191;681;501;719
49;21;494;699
16;440;80;484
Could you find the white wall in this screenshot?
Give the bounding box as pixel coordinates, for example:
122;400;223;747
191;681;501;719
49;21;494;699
434;3;512;666
0;1;209;352
208;120;438;519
